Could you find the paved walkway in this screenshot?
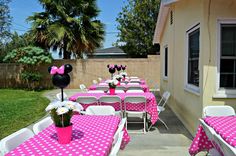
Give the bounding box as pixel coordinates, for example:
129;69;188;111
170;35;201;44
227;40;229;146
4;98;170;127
43;89;207;156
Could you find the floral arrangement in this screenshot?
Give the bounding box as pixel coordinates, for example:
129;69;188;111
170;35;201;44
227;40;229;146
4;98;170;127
114;74;123;81
107;79;119;89
120;72;127;77
45;101;83;127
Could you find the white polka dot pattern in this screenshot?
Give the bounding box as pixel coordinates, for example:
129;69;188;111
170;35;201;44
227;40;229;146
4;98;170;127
69;92;158;125
5;115;130;156
189;116;236;156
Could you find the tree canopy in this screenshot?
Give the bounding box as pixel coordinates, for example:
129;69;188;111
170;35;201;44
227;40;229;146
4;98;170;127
116;0;160;57
27;0;105;59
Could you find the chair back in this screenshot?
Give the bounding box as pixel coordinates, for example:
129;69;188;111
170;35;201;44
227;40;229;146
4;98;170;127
0;128;34;154
114;118;127;138
93;80;98;85
127;86;143;91
126;90;144;93
96;86;109;92
56;92;68;101
109;131;124;156
127;82;140;85
99;96;122;110
213;133;236;156
79;84;87;92
33;117;53;134
86;106;115;115
203;106;235;117
98;83;108;86
199;119;215;142
158;91;170;107
76;96;98;105
130;76;139;79
116;86;126;91
124;96;146;111
87;90;104;93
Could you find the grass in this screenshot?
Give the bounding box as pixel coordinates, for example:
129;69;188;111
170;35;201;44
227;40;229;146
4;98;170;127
0;89;50;139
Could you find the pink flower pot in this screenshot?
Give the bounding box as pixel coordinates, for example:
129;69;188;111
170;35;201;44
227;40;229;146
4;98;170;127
56;125;72;144
109;88;115;95
117;81;121;86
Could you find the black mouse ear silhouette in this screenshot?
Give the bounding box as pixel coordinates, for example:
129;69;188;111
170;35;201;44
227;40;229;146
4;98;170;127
48;66;52;73
64;64;73;74
114;64;117;68
107;64;110;68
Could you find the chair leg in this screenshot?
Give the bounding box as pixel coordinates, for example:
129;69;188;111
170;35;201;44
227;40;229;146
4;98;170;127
143;113;146;134
159;118;169;129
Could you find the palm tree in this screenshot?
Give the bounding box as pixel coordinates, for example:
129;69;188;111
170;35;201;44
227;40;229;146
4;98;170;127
27;0;104;59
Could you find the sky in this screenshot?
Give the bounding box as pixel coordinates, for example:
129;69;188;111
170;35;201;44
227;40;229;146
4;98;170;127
9;0;126;48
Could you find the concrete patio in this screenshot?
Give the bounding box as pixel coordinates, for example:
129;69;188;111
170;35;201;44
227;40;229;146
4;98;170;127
42;89;207;156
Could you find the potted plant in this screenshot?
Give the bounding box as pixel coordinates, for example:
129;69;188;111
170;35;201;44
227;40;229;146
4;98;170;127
108;79;119;95
45;101;83;144
114;74;123;85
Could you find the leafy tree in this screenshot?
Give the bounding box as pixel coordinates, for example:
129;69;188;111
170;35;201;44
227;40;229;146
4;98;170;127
27;0;105;59
4;46;52;90
0;0;12;60
116;0;160;57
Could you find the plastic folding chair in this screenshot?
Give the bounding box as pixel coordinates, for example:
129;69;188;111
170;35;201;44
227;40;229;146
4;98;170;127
87;90;104;93
130;76;139;79
85;105;115;115
109;131;124;156
126;86;143;91
127;82;140;85
126;90;144;93
124;96;147;134
116;86;126;91
79;84;87;92
107;90;125;94
96;86;109;92
213;133;236;156
0;128;34;155
99;96;123;117
33;117;53;134
203;106;235;117
76;96;98;114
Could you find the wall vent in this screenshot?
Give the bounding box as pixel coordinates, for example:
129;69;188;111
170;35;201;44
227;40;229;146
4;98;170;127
170;10;173;25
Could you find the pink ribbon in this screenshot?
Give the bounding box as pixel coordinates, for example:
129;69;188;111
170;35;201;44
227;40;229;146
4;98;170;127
50;65;64;75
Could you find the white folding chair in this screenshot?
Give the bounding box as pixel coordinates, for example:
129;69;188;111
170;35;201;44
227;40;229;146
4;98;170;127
107;90;125;94
0;128;34;155
87;90;104;93
203;106;235;117
79;84;87;92
98;83;108;86
127;82;140;85
109;131;124;156
96;86;109;92
114;118;127;136
85;106;115;115
157;91;170;129
99;96;123;117
126;86;143;91
98;77;103;82
126;90;144;93
76;96;98;114
56;92;68;101
33;117;53;134
124;96;147;134
199;119;216;142
213;133;236;156
93;80;98;85
130;76;139;79
116;86;126;91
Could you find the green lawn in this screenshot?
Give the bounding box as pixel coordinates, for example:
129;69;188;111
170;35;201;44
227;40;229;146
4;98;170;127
0;89;50;139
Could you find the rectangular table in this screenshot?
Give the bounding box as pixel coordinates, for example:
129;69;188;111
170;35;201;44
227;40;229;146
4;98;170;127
6;115;130;156
189;116;236;156
69;92;159;125
89;84;150;92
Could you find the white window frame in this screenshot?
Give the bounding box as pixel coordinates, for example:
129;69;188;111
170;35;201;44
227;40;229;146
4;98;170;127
163;45;168;80
184;24;200;95
214;19;236;98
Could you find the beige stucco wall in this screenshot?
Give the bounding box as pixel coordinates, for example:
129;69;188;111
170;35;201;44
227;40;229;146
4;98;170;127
158;0;236;135
159;0;205;135
0;55;160;89
202;0;236;109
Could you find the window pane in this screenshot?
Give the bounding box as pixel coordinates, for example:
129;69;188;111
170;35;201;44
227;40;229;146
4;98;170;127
220;59;234;73
220;74;234;88
165;47;168;77
188;28;200;86
221;25;236;56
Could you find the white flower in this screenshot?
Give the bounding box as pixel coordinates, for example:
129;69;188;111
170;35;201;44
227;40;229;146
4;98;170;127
113;79;119;85
56;107;69;115
120;72;127;76
45;101;63;111
74;102;84;112
64;101;76;110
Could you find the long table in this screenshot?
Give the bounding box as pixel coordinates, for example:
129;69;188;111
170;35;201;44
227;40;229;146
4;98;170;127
69;92;159;125
89;84;150;92
6;115;130;156
189;116;236;155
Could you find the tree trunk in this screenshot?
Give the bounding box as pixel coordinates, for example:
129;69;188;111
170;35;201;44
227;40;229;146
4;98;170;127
63;45;71;59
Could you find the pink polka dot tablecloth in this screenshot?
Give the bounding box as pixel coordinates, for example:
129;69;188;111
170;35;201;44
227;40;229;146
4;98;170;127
89;84;150;92
6;115;130;156
189;116;236;156
69;92;158;125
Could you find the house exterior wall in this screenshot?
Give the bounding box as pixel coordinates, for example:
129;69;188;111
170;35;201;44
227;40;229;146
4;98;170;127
159;0;236;135
159;0;204;135
201;0;236;110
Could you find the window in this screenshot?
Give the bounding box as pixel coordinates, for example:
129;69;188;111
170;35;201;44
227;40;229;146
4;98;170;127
187;28;200;87
220;24;236;89
164;46;168;78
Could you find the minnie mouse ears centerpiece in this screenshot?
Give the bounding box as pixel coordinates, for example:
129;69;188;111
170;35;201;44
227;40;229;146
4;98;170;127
107;64;116;79
48;64;73;101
